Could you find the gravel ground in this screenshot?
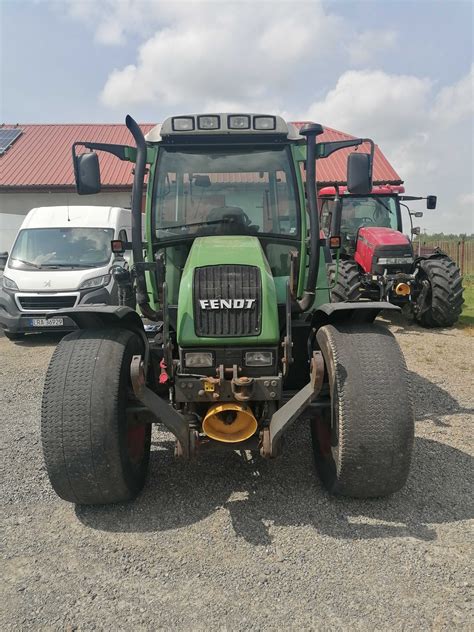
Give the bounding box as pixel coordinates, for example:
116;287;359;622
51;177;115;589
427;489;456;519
1;316;473;631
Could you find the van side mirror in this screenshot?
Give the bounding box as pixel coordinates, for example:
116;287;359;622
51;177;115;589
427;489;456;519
347;152;372;194
426;195;437;210
73;152;101;195
0;252;8;271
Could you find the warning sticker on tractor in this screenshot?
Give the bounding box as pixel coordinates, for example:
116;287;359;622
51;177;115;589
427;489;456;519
204;381;215;392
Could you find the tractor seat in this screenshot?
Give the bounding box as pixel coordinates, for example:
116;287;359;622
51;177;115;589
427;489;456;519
207;206;247;223
200;206;259;235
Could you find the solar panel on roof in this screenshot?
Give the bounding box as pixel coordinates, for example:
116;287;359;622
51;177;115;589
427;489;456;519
0;128;23;155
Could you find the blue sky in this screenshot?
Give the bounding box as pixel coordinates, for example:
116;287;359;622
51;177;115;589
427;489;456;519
1;0;473;232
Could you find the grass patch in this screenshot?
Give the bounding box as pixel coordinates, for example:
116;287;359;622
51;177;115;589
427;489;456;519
459;278;474;329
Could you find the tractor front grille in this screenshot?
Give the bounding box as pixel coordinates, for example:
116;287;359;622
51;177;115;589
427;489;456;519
193;265;261;337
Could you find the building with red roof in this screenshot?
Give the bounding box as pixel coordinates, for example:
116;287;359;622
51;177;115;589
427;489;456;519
0;122;401;251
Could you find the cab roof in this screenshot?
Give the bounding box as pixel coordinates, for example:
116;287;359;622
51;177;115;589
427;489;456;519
145;114;304;142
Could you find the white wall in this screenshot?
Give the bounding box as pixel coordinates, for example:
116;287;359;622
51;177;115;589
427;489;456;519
0;190;131;252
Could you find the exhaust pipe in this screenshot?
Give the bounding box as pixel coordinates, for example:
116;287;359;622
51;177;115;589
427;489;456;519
298;123;325;311
125;114;160;321
202;403;258;443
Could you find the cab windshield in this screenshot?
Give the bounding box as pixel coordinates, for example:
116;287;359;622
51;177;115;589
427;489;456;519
340;195;398;231
153;146;299;239
9;227;114;270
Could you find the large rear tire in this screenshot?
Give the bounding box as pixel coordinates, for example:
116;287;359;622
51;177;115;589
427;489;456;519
310;323;414;497
328;260;361;302
416;258;464;328
41;328;151;504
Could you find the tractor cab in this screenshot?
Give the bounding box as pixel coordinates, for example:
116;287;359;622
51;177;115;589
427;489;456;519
149;116;305;312
319;185;404;259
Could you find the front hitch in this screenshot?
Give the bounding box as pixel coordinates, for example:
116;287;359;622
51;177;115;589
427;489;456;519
260;351;325;458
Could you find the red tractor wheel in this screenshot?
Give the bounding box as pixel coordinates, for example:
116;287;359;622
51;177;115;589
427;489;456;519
416;257;464;328
327;260;361;302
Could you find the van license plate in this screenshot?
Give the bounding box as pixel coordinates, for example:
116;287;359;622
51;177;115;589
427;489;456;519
30;318;64;327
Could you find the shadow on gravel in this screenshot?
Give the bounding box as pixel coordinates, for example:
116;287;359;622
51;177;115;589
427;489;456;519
2;332;67;347
408;371;474;427
75;429;473;545
378;311;460;336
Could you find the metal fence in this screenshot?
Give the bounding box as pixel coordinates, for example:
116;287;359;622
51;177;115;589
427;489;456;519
416;240;474;275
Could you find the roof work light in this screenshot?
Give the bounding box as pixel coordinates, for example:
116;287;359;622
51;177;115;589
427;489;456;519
197;115;220;130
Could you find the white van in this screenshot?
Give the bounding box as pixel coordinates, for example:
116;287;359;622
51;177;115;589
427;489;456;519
0;206;132;340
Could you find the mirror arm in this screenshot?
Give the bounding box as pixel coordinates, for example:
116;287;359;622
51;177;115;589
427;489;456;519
316;138;374;163
72;141;134;162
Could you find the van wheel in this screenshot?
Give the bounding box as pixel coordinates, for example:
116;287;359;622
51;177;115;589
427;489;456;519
41;328;151;504
310;323;414;497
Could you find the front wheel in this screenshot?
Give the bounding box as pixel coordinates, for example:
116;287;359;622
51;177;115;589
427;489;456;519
415;258;464;327
327;260;361;302
41;328;151;504
310;323;414;497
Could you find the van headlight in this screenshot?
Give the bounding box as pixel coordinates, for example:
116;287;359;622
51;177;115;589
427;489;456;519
79;274;111;290
2;276;19;290
245;351;273;367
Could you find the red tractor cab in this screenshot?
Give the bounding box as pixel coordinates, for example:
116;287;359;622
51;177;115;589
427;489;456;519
319;186;464;327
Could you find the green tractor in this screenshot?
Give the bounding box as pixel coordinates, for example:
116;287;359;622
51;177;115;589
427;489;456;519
41;114;414;504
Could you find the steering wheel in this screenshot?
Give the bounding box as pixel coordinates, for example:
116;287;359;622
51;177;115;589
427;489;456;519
358;217;375;225
208;206;252;226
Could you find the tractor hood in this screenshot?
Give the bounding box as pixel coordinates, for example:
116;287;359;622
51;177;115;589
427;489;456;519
358;226;411;248
355;227;414;274
176;236;279;346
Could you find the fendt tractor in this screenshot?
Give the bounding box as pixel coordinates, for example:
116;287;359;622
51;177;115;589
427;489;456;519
40;114;415;505
319;185;464;327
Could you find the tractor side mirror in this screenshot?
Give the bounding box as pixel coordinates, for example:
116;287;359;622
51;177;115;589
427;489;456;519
347;152;372;194
413;211;424;218
412;227;421;236
73;151;101;195
426;195;437;210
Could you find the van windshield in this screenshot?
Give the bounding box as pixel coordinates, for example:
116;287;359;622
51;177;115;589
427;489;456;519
9;227;114;270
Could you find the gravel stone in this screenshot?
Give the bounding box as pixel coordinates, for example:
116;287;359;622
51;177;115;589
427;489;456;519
0;319;473;630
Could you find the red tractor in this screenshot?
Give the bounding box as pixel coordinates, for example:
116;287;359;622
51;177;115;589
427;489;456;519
319;185;464;327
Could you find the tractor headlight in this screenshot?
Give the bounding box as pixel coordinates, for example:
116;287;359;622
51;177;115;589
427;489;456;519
245;351;273;367
172;117;195;131
228;115;250;130
377;257;414;266
2;276;19;290
198;115;220;130
185;352;214;368
79;274;111;290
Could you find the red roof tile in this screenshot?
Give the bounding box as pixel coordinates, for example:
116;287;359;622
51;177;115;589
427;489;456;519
0;122;401;189
0;124;154;190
